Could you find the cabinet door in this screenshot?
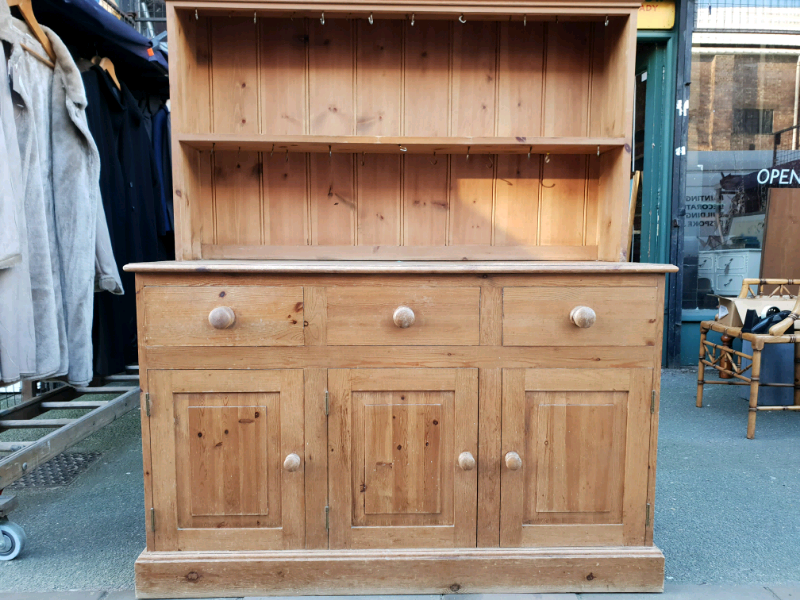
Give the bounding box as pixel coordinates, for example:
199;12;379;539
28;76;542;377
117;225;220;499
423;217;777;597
328;368;478;549
500;368;651;547
148;369;304;551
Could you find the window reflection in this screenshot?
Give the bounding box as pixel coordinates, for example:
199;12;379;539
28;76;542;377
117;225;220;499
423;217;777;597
684;38;800;309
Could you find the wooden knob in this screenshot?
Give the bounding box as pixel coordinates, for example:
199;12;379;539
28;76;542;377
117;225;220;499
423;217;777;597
393;306;415;328
208;306;236;329
570;306;596;329
457;451;476;471
283;453;302;472
505;451;522;471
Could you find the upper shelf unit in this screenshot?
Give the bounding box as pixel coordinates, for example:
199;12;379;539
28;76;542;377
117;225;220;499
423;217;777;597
168;3;637;262
169;11;633;142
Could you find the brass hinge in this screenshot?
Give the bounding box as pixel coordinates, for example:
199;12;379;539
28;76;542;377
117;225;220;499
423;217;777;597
145;393;151;417
150;507;156;532
651;390;656;414
325;390;329;416
325;505;330;531
645;503;651;528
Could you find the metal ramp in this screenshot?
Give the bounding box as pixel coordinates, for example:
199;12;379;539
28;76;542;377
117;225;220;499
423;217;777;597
0;367;140;560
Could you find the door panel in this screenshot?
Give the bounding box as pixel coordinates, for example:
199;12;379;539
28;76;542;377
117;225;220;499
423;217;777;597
149;370;305;551
500;368;651;547
329;368;478;549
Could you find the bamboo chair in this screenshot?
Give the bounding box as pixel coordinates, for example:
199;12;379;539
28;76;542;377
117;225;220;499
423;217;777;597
697;278;800;438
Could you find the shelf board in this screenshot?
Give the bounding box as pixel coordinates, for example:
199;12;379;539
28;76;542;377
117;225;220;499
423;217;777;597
177;134;627;155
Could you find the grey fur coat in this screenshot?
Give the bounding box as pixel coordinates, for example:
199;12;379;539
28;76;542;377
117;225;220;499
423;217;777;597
0;3;122;385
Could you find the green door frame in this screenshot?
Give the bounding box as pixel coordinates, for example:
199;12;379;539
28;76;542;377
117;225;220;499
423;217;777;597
635;32;677;266
636;28;679;365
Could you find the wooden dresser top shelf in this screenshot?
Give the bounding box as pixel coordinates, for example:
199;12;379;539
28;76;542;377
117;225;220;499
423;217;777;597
125;260;678;274
174;3;643;17
177;134;628;155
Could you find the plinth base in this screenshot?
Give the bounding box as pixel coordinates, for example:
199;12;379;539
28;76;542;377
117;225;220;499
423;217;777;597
135;546;665;598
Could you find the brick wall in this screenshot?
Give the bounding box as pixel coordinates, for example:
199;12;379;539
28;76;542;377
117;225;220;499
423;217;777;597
689;53;799;152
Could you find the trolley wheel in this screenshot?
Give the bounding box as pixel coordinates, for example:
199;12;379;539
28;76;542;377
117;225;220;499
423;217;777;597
0;520;26;560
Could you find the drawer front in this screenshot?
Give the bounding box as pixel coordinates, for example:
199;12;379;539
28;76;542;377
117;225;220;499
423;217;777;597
715;274;743;295
697;254;714;271
503;286;659;347
326;287;481;346
716;253;746;273
143;286;304;346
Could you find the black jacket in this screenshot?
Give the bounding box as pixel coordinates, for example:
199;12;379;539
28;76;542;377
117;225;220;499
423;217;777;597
83;66;163;375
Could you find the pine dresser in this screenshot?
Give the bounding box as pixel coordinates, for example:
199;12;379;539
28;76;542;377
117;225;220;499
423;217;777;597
125;0;677;595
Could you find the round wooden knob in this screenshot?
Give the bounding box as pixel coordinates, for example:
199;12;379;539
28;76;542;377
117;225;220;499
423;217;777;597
283;453;302;472
505;451;522;471
569;306;596;329
208;306;236;329
458;451;476;471
393;306;415;328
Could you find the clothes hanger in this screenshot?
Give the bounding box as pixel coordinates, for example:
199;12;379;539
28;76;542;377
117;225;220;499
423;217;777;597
6;0;56;64
91;54;121;90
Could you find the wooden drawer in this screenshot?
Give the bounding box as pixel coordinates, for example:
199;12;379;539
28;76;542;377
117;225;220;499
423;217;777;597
716;253;747;273
502;286;658;347
326;287;480;346
715;274;743;295
143;286;304;346
697;253;714;271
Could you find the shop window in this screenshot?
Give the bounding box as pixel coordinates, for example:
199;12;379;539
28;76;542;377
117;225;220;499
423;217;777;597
684;45;800;311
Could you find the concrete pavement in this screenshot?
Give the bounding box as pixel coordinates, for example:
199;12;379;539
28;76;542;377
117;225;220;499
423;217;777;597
0;368;798;594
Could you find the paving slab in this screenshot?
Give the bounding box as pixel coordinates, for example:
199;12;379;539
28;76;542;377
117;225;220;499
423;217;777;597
103;593;240;600
249;597;440;600
578;583;779;600
769;586;800;600
0;593;104;600
444;595;578;600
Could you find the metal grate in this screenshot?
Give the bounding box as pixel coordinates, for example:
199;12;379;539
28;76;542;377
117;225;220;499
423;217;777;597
0;382;22;411
773;125;800;165
7;452;102;490
0;381;63;412
118;0;167;40
695;0;800;34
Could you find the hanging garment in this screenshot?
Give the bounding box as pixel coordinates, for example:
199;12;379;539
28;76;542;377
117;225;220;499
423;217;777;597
0;45;36;382
84;65;161;376
152;105;173;235
0;60;21;269
0;4;122;385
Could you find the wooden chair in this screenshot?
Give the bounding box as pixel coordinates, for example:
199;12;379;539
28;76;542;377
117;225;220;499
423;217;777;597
697;278;800;438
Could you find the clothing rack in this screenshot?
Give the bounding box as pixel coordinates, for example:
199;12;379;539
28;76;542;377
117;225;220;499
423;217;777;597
0;0;169;559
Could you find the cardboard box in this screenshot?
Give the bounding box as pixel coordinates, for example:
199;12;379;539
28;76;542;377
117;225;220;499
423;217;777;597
715;295;796;328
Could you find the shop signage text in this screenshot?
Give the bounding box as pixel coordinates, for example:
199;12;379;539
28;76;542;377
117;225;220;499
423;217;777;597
756;168;800;187
638;0;675;29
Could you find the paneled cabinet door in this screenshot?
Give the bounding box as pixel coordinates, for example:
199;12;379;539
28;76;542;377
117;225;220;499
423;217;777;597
328;368;479;549
500;369;652;547
148;369;305;551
